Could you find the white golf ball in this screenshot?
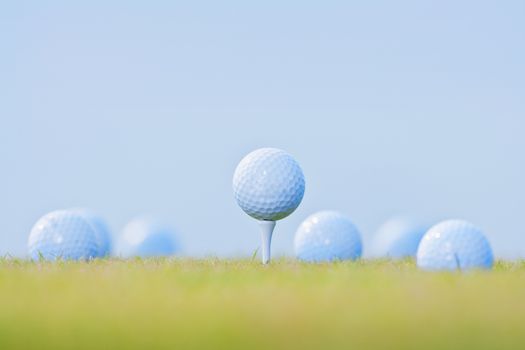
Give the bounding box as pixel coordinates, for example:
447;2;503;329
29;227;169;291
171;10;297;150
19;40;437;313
28;210;100;261
117;218;179;258
417;219;494;271
294;211;362;263
371;217;427;259
72;208;112;257
233;148;305;221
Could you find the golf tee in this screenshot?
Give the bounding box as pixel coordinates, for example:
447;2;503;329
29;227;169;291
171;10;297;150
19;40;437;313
259;221;276;264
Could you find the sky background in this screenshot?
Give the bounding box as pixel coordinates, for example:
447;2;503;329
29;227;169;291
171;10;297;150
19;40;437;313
1;1;524;258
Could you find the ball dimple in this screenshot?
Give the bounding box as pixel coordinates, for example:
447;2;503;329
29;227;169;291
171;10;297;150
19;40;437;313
233;148;305;221
294;211;362;263
416;219;494;271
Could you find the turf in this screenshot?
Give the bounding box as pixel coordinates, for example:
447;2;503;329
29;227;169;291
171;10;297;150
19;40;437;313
0;258;524;349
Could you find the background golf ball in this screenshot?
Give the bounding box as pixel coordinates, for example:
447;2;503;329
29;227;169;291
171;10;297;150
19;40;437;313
233;148;305;221
371;217;427;259
294;211;362;262
117;218;179;258
72;208;112;257
417;219;494;271
27;210;99;261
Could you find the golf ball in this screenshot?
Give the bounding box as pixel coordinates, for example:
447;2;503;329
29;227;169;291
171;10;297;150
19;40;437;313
117;218;179;258
72;208;112;257
371;217;427;259
294;211;362;262
27;210;100;261
417;219;494;271
233;148;305;221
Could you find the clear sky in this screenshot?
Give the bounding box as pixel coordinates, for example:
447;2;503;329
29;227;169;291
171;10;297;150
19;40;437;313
1;1;524;258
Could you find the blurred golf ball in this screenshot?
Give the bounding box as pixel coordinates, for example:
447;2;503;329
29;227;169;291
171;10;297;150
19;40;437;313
28;210;99;261
233;148;305;221
294;211;362;262
417;219;494;271
371;217;427;259
72;208;112;257
117;218;179;258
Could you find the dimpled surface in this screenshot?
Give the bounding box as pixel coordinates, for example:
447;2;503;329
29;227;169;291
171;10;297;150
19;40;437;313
117;218;178;258
294;211;362;262
72;208;113;257
417;219;494;271
372;217;427;258
233;148;305;221
27;210;99;261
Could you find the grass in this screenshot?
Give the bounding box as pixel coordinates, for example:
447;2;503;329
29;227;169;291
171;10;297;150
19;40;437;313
0;258;524;349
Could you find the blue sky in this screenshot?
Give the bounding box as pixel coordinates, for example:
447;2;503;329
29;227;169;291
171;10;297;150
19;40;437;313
1;1;524;258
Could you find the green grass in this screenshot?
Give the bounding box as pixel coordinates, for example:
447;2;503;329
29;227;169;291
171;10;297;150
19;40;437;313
0;258;524;349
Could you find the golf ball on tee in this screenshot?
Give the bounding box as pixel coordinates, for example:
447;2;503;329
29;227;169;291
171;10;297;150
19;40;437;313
294;211;362;262
233;148;305;221
117;218;179;258
416;219;494;271
371;217;427;259
27;210;100;261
